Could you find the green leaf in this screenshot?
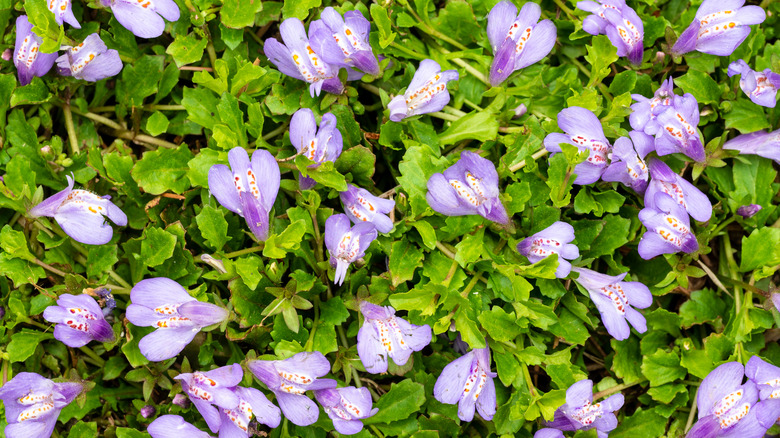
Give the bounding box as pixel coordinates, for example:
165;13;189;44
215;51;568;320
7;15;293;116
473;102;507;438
221;0;264;28
68;421;98;438
388;239;424;287
370;4;396;48
585;35;619;86
140;227;178;267
11;77;52;107
675;69;722;105
166;33;208;67
478;306;521;342
610;409;668;438
438;112;499;145
116;55;164;108
364;380;425;424
397;144;448;218
336;146;376;187
679;289;727;328
234;256;264;290
724;99;771;134
263;220;307;259
145;111;169;136
295;157;348;191
0;225;34;262
132;144;194;195
641;349;686;387
740;227;780;272
196;205;231;251
7;329;52;362
86;244;118;278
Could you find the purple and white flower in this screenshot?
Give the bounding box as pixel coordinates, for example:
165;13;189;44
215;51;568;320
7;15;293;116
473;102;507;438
290;108;343;190
0;372;82;438
56;34;123;82
644;158;712;223
638;193;699;260
248;352;338;427
340;184;395;233
309;7;379;76
534;429;565;438
737;204;762;218
601;130;654;194
126;277;229;362
387;59;458;122
324;214;377;286
314;387;378;435
47;0;80;28
486;1;556;86
545;379;624;436
29;174;128;245
723;129;780;163
433;346;497;422
217;386;281;436
578;0;644;65
208;147;280;241
686;361;779;438
517;221;580;278
14;16;58;86
672;0;766;57
426;151;509;225
42;293;114;348
100;0;180;39
148;415;212;438
654;93;705;162
264;18;345;97
544;107;612;185
728;60;780;108
630;77;675;135
746;356;780;401
175;364;244;433
357;301;432;374
571;267;652;341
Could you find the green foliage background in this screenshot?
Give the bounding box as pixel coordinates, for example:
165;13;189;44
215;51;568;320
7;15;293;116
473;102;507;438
0;0;779;436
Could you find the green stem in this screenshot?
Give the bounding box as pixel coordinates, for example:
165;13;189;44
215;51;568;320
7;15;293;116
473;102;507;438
389;41;427;60
435;241;457;259
404;2;469;51
551;0;578;20
712;216;736;236
222;245;265;259
78;346;106;366
443;106;467;117
522;363;537;397
261;122;290;141
304;297;320;352
509;149;549;172
63;92;79;155
429;112;460;122
108;270;132;289
33;257;68;277
427;39;490;86
592;378;647;400
684;384;700;433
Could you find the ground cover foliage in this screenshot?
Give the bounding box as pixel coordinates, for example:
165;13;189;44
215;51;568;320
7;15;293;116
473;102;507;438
0;0;780;437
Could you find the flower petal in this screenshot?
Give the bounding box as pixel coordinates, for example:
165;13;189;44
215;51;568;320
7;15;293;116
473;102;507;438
139;326;199;361
434;353;474;405
130;277;193;309
276;392;320;426
208;164;242;215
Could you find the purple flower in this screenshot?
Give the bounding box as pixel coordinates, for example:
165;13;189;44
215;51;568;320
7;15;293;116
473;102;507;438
686;361;780;438
218;386;281;435
357;301;432;374
577;0;625;34
0;372;82;438
387;59;458;122
126;277;229;361
545;379;624;436
644;158;712;223
578;1;644;65
324;214;377;286
513;103;528;118
314;387;378;435
534;429;565;438
42;293;114;348
426;151;509;225
601;130;654;194
434;346;497;422
737;204;762;218
723;129;780;163
248;352;338;427
94;287;116;317
148;415;212;438
290;108;343;190
486;1;556;86
746;356;780;401
653;93;705;162
728;60;780;108
517;221;580;278
47;0;80;28
14;16;58;86
630;77;675;135
28;174;127;245
172;394;191;408
638;193;699;260
208;147;280;241
672;0;766;57
100;0;180;39
340;184;395;233
544;107;612;185
571;267;652;340
264;18;345;97
309;7;379;76
140;405;156;418
175;364;244;433
56;34;123;82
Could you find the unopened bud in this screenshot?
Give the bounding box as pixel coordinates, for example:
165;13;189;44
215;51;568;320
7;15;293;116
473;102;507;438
513;103;527;119
2;49;11;61
140;405;156;418
172;393;191;408
737;204;762;218
201;254;227;274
